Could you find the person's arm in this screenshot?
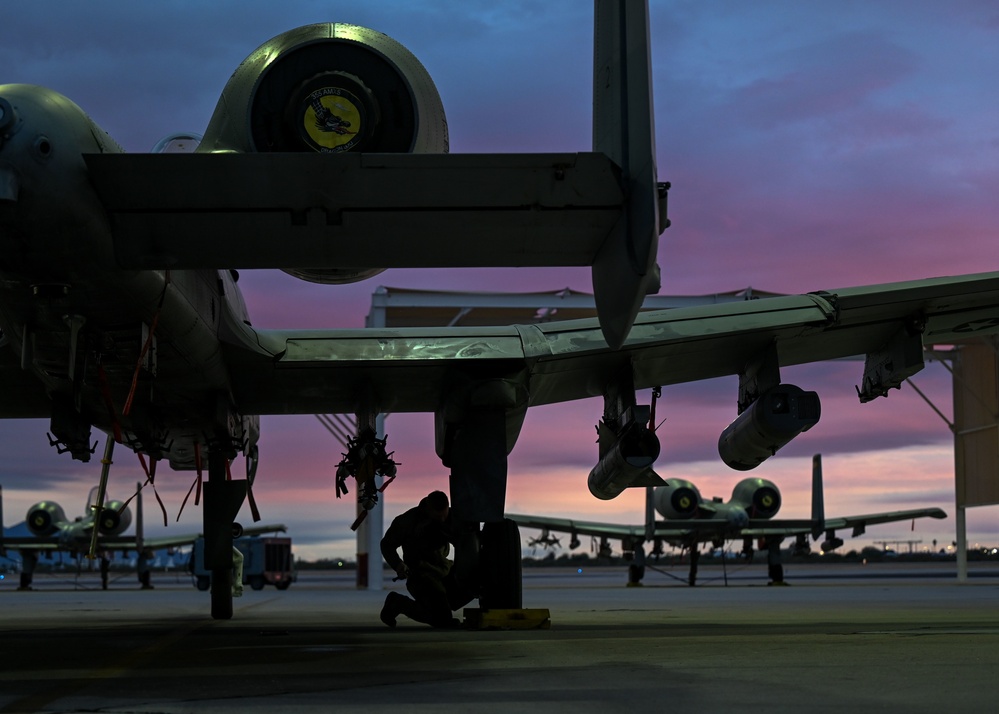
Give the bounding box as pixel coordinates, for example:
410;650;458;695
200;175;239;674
380;520;410;579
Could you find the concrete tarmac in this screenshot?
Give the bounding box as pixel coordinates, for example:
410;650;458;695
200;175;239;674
0;563;997;713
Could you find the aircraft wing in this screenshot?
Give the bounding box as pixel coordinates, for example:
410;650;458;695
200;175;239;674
812;508;947;536
507;513;781;543
139;523;287;551
221;271;999;415
506;514;647;541
509;508;946;544
686;506;946;540
0;535;147;552
0;524;287;554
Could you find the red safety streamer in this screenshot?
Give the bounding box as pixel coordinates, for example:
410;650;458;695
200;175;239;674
124;271;170;417
176;443;204;522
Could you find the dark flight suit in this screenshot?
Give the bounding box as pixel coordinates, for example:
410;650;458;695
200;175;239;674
380;505;473;627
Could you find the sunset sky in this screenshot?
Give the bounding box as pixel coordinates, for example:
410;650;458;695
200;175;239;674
1;1;997;562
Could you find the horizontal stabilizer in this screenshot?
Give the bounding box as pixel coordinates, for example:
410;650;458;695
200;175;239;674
86;152;623;270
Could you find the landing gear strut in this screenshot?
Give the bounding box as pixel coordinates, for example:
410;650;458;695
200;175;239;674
444;404;524;609
479;519;523;609
202;450;246;620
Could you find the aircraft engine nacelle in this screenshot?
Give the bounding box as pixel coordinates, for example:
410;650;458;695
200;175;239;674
199;23;449;286
730;477;782;519
653;479;702;520
718;384;821;471
25;501;67;537
587;423;660;500
96;500;132;536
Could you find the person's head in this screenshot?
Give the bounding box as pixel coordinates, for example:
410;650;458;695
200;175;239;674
420;490;450;523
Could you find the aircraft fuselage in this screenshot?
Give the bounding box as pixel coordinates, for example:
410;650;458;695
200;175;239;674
0;84;256;469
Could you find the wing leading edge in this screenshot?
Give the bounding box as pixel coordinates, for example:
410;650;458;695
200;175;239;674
222;271;999;416
507;508;946;547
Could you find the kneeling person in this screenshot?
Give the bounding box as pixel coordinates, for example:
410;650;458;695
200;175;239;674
379;490;473;628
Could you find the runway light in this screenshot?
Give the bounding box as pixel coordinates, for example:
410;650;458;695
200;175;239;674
577;568;583;574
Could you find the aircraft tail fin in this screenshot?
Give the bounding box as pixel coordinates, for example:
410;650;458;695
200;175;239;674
811;454;825;540
591;0;665;349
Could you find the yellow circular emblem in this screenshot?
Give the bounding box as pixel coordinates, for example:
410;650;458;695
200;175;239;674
301;87;363;152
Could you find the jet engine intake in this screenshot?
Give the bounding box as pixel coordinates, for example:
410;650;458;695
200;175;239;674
26;501;67;537
730;477;781;519
653;479;702;520
201;23;448;156
587;423;660;500
96;500;132;536
718;384;820;471
198;23;450;286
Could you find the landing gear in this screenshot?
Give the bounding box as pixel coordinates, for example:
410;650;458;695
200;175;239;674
18;551;38;590
211;567;232;616
765;536;787;585
688;547;700;586
99;555;109;590
441;396;526;611
202;450;247;620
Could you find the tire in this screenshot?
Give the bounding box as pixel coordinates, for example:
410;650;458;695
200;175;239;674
275;580;291;591
210;567;233;620
249;575;265;591
196;576;211;592
479;519;522;609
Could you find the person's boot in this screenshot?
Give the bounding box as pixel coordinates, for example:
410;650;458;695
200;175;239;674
380;592;406;628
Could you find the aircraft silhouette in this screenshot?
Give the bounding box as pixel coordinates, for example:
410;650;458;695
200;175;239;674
527;530;563;554
510;455;946;586
0;2;996;618
0;484;285;590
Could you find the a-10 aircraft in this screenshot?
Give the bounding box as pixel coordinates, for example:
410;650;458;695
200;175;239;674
510;455;947;586
0;1;997;619
0;484;285;590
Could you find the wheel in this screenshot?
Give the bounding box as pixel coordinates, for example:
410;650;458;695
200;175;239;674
196;576;210;591
275;580;291;591
479;519;522;609
210;567;233;620
249;575;265;591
